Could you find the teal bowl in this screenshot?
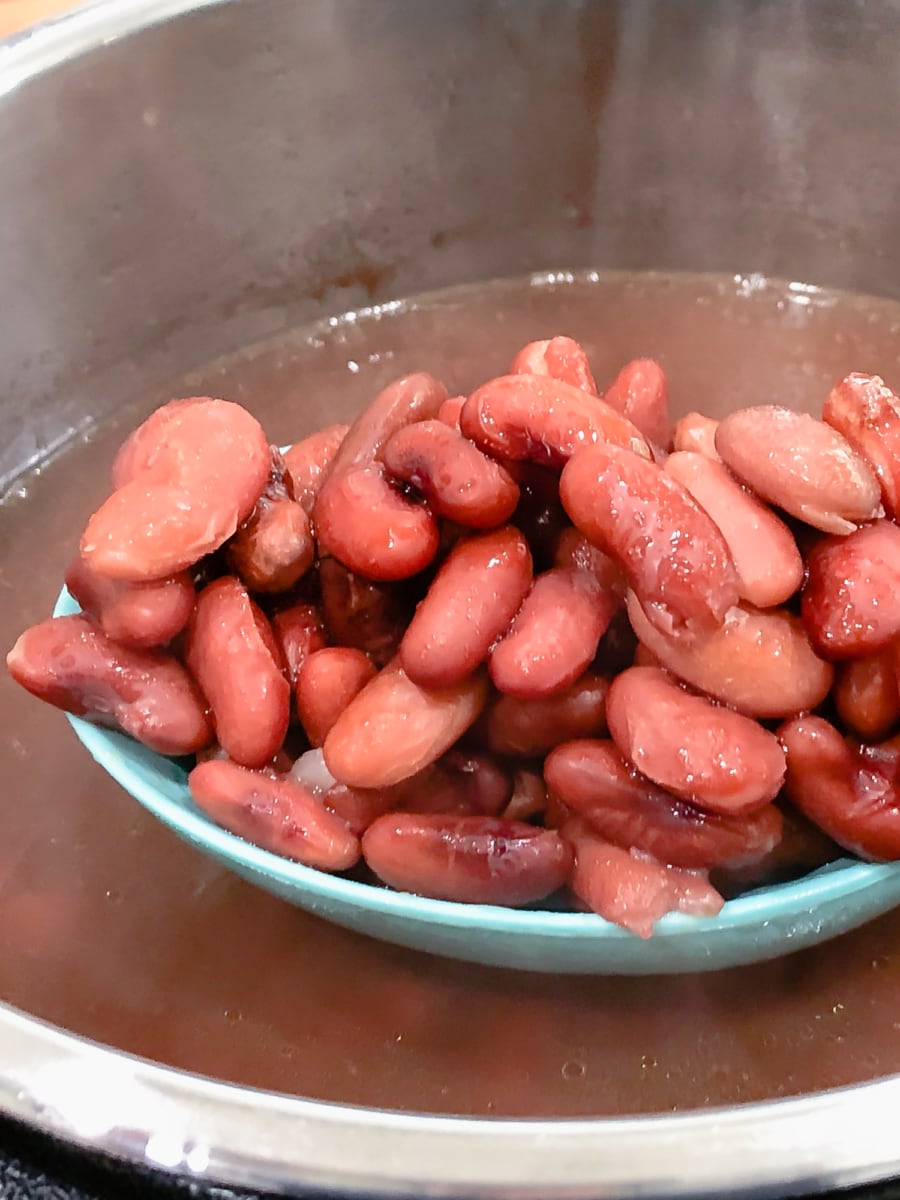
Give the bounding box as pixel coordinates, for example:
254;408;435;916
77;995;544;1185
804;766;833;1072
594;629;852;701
54;587;900;975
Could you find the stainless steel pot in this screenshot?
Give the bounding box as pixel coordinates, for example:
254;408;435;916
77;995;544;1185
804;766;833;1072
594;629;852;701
3;1;900;1195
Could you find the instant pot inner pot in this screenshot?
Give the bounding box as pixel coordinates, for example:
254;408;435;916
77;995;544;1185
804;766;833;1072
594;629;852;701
2;0;900;1123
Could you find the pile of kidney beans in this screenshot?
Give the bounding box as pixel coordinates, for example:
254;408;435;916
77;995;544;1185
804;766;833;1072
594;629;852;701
8;336;900;936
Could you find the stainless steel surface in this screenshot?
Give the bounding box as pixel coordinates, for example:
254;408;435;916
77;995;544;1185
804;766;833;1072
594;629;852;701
3;0;900;1195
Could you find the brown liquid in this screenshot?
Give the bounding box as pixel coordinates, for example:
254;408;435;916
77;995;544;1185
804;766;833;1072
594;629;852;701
3;271;900;1118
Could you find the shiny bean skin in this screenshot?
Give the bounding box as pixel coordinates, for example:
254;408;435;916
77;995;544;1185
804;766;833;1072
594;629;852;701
602;358;671;451
362;814;573;906
561;443;740;634
627;591;834;719
189;759;360;870
563;818;724;937
321;784;397;837
672;412;721;461
314;373;447;580
460;374;650;469
323;658;489;788
7;614;212;756
715;406;882;535
545;739;783;869
606;666;786;814
271;603;327;687
283;424;349;514
437;395;466;429
823;373;900;518
553;528;627;596
835;650;900;741
185;577;290;769
400;527;532;689
489;568;618;698
296;648;377;747
229;497;314;594
64;555;194;649
484;672;609;757
88;398;271;580
318;557;409;669
802;521;900;660
382;419;520;529
780;716;900;860
510;336;598;395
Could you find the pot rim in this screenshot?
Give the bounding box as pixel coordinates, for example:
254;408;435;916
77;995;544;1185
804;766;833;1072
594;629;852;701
2;2;900;1196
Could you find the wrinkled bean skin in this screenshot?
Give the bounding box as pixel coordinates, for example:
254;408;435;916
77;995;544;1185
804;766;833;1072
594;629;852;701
400;527;533;689
271;603;327;687
780;716;900;860
672;412;721;461
185;577;290;769
823;373;900;518
88;398;271;580
229;499;314;594
382;419;520;529
802;521;900;660
64;555;194;649
319;557;409;669
460;374;650;469
545;739;783;869
489;568;618;698
602;358;671;452
315;373;447;580
323;658;489;788
606;666;786;814
716;406;882;535
835;650;900;740
484;672;609;757
7;614;212;756
664;451;803;609
563;818;724;937
627;591;834;719
296;648;376;747
561;444;740;634
283;424;349;514
510;336;598;395
362;813;573;906
189;759;360;870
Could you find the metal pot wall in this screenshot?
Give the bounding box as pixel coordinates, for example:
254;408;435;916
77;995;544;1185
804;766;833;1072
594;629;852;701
2;1;900;1195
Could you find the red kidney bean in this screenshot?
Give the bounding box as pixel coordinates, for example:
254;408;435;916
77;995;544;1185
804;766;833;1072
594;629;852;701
712;805;841;897
802;520;900;660
362;813;573;906
185;577;290;769
483;672;609;757
823;373;900;518
438;750;514;817
460;374;650;469
271;603;327;687
382;419;520;529
553;528;627;596
227;448;314;594
188;758;359;870
64;555;194;649
400;527;532;688
627;591;834;719
296;647;376;747
835;650;900;740
716;405;882;534
602;358;671;451
503;765;548;822
283;424;349;514
489;568;618;698
562;818;724;937
780;716;900;860
323;658;489;788
318;557;409;669
322;784;397;837
7;614;212;755
88;398;271;580
510;336;598;395
606;666;786;814
560;443;740;634
664;450;804;609
545;739;783;869
437;395;466;429
314;373;447;581
672;412;721;461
